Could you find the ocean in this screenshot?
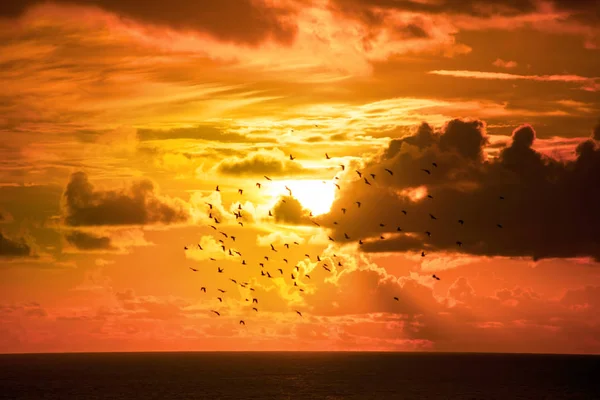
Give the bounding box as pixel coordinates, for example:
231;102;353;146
0;352;598;399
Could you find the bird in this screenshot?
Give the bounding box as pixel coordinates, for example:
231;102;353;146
211;310;220;316
328;236;335;242
379;223;385;227
344;233;350;239
285;186;292;196
238;189;243;195
334;183;340;190
200;287;206;292
429;214;437;220
217;267;224;273
256;183;261;188
218;289;226;293
230;279;237;284
270;244;277;252
421;169;431;175
359;240;364;245
252;298;258;304
458;219;464;225
325;153;330;159
197;244;203;250
385;168;393;175
432;274;440;281
289;154;295;160
305;274;311;279
432;162;438;168
184;246;189;250
497;224;503;228
427;195;433;199
215;185;220;192
394;297;399;301
238;222;244;226
313;221;321;227
421;251;426;257
264;256;269;261
401;210;407;215
364;178;371;185
296;310;303;317
277;268;283;274
284;243;290;249
356;170;362;177
396;227;402;231
341;208;347;214
339;164;345;170
356;201;361;208
370;173;376;179
252;308;258;312
425;231;431;238
456;241;463;247
264;176;272;181
323;265;331;272
217;297;222;302
231;236;236;242
499;196;505;200
210;225;217;230
240;320;245;325
283;258;288;263
206;203;213;210
189;267;198;272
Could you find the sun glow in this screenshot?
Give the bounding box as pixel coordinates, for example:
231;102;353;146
269;179;336;216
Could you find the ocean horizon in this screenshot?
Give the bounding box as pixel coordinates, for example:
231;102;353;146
1;351;598;399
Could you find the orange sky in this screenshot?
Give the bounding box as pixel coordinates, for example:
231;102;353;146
1;0;599;354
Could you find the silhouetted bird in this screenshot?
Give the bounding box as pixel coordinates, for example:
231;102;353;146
340;164;345;170
240;320;245;325
364;178;371;185
458;219;464;225
289;154;295;160
432;274;440;281
201;287;206;292
211;310;220;316
264;176;272;181
421;169;431;175
421;251;426;257
256;183;261;188
217;297;222;302
215;185;220;192
429;214;437;220
296;310;303;317
356;170;362;177
394;297;399;301
402;210;407;215
189;267;198;272
217;267;224;273
326;153;331;159
432;162;438;168
385;168;393;175
356;201;361;208
456;241;463;247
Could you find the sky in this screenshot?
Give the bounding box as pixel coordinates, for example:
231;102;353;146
1;0;599;354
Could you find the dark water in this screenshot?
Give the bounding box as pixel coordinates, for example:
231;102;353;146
0;352;599;399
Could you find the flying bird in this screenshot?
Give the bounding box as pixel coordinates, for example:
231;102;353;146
402;210;407;215
189;267;198;272
217;267;224;273
325;153;330;159
432;274;441;281
427;195;433;199
215;185;220;192
252;298;258;304
339;164;345;170
425;231;431;238
370;173;376;179
364;178;371;185
200;287;206;293
432;162;438;168
356;170;362;178
344;233;350;239
284;243;290;249
385;169;393;175
421;251;426;257
396;227;402;231
421;169;431;175
256;183;261;188
458;219;464;225
429;214;437;220
264;176;272;181
497;224;503;228
206;203;213;210
211;310;220;316
218;289;226;293
240;320;245;325
184;246;189;250
285;186;292;195
356;201;361;208
270;244;277;252
394;297;399;301
198;244;203;250
217;297;222;302
296;310;303;317
238;189;243;195
341;208;347;214
289;154;295;160
278;268;283;274
456;241;463;247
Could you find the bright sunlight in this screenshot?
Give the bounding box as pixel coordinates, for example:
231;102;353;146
268;179;337;216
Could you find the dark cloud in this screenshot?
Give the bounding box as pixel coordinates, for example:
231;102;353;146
593;120;600;141
64;230;114;250
216;151;309;177
0;232;32;257
0;0;298;46
272;196;312;225
317;118;600;261
62;172;189;226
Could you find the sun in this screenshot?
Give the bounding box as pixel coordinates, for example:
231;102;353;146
268;179;336;216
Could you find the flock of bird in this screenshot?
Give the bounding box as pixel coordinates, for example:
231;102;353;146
185;152;506;326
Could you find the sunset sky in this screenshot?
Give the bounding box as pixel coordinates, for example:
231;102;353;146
1;0;599;354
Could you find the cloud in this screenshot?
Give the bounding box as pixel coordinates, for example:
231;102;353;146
137;125;262;143
0;232;32;257
593;121;600;141
492;58;517;69
272;196;313;225
62;171;189;226
64;230;114;250
215;149;310;178
316;118;600;261
1;0;298;46
428;70;599;91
